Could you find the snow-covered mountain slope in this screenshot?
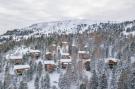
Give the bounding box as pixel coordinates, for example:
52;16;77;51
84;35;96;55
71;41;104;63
4;20;96;36
0;19;135;42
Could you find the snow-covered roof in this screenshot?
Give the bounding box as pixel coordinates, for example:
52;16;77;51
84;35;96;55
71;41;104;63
6;55;23;60
29;49;40;53
78;51;89;54
60;59;72;63
44;60;55;64
52;44;56;46
72;44;76;46
46;52;52;55
83;59;91;62
61;53;70;56
62;41;68;44
105;57;119;63
14;65;30;70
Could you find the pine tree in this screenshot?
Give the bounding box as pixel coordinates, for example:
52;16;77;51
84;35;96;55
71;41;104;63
0;81;2;89
128;69;135;89
80;83;86;89
37;61;43;77
3;70;11;89
19;81;28;89
8;84;17;89
59;74;70;89
34;75;39;89
98;73;107;89
117;70;128;89
89;70;98;89
40;73;50;89
52;85;57;89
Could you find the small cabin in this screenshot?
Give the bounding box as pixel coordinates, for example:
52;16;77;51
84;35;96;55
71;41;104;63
7;55;23;65
62;41;68;46
14;65;30;75
45;52;53;60
61;53;70;59
105;58;118;69
60;53;71;69
44;60;56;73
28;49;40;59
78;51;90;59
60;59;72;69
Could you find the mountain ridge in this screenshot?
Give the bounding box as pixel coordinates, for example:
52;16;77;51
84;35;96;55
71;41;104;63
0;19;135;43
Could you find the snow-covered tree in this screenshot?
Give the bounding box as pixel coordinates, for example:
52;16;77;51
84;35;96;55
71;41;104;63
98;73;107;89
37;61;43;77
128;69;135;89
34;75;39;89
80;83;86;89
52;85;58;89
88;70;98;89
0;81;3;89
40;73;50;89
3;70;11;89
59;74;70;89
19;81;28;89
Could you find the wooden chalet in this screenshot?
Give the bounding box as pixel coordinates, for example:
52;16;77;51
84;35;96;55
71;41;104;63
61;53;70;59
14;65;30;75
28;49;40;59
7;55;23;65
60;59;72;69
44;60;56;73
78;51;90;59
45;52;53;60
60;53;71;69
105;57;118;69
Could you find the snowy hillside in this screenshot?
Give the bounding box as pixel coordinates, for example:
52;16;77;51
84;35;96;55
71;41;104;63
0;19;135;43
0;19;135;89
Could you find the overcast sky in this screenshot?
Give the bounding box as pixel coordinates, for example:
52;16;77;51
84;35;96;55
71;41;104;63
0;0;135;34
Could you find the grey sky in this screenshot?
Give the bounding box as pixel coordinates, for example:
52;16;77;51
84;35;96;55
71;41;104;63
0;0;135;34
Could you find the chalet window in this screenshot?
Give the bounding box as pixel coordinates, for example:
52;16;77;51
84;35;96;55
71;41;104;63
108;60;117;69
16;69;23;75
84;61;90;71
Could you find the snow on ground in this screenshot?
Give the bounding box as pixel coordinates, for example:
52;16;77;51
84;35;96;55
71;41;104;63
5;46;30;59
6;55;23;60
70;84;78;89
35;58;44;64
50;71;60;88
83;71;92;79
0;72;5;82
131;56;135;64
28;77;35;89
107;70;113;89
105;57;119;63
122;31;135;36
